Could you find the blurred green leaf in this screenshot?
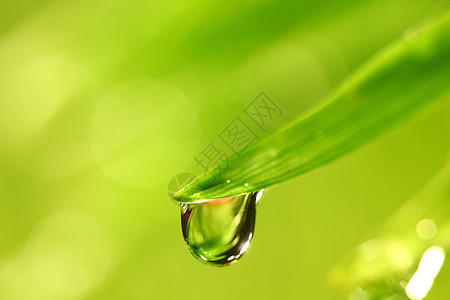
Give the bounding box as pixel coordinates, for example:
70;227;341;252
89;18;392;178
328;160;450;299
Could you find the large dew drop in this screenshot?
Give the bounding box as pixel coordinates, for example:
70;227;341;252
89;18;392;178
180;191;263;267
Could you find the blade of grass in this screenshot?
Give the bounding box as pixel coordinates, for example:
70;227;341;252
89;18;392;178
172;10;450;203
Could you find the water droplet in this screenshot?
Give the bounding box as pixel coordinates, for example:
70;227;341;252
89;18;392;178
180;191;262;267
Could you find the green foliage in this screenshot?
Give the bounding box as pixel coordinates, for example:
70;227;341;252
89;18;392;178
1;0;450;299
329;162;450;299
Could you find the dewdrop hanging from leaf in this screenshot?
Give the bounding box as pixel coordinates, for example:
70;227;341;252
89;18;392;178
172;10;450;267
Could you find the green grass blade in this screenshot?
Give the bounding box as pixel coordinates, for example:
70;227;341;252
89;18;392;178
172;10;450;203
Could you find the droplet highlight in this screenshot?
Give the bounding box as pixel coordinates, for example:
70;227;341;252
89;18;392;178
180;191;262;267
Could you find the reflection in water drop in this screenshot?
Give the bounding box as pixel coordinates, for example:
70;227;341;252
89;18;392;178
180;191;262;267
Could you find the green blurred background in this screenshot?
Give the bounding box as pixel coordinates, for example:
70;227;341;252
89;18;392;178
1;0;450;299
